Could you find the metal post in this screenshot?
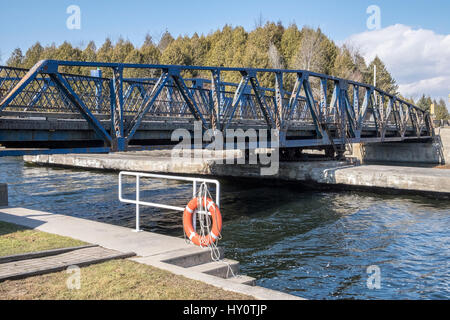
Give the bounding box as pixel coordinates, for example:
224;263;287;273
111;66;126;152
193;180;197;198
134;175;142;232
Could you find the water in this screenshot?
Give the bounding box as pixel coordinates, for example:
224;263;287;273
1;157;449;299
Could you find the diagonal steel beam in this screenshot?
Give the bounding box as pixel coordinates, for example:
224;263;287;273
49;72;112;145
26;78;50;110
329;82;339;123
390;98;401;137
210;69;222;130
0;60;47;111
248;74;275;129
274;72;284;129
285;73;303;124
319;78;327;122
303;75;324;139
125;71;169;141
343;91;356;138
400;103;409;137
223;73;250;130
357;87;371;130
381;97;394;139
171;73;208;129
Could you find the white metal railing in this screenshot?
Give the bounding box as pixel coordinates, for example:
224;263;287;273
118;171;220;232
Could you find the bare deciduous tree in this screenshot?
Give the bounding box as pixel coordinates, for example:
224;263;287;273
293;27;327;73
268;43;285;69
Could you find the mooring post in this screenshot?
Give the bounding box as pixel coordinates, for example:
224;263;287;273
0;183;8;207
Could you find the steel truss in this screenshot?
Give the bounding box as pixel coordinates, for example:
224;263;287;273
0;60;433;151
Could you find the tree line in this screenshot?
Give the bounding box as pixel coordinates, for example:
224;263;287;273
4;21;447;119
416;95;449;121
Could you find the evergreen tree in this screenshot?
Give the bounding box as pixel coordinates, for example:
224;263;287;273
417;94;433;112
332;45;367;82
366;56;398;94
40;43;58;61
82;41;97;62
124;49;145;78
158;31;174;53
54;42;83;74
434;98;449;120
4;21;404;106
111;38;134;63
6;48;24;67
139;35;161;77
143;34;154;47
280;24;302;69
97;38;114;63
22;42;44;68
160;36;194;76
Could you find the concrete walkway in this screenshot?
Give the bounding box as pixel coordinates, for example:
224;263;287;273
0;207;302;300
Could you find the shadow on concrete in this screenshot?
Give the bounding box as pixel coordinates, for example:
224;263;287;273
0;211;47;235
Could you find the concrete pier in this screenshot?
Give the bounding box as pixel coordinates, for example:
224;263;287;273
0;207;301;300
350;127;450;164
25;150;450;195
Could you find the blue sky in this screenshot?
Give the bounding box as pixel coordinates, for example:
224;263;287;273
0;0;449;105
1;0;449;58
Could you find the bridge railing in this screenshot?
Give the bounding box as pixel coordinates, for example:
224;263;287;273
0;60;433;151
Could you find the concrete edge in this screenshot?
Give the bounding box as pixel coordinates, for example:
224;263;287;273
0;245;99;264
0;251;136;282
131;257;304;300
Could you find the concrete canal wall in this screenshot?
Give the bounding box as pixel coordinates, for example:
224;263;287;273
24;150;450;195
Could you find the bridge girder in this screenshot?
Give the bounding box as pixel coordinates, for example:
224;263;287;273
0;60;434;153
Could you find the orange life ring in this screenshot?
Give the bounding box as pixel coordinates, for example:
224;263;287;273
183;197;222;247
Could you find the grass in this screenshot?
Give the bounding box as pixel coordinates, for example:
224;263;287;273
0;221;87;257
0;221;253;300
0;259;253;300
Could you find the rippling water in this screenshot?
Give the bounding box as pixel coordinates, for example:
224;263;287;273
1;157;449;299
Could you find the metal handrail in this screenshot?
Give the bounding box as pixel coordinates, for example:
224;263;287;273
118;171;220;232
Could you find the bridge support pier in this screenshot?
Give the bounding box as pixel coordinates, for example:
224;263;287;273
349;135;448;164
111;137;127;152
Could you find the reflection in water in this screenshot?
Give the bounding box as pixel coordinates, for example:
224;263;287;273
1;157;449;299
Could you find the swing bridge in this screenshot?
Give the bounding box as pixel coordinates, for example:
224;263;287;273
0;60;433;157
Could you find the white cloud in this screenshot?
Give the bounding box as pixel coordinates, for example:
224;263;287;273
346;24;450;107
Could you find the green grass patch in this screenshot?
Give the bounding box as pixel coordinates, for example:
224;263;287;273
0;221;253;300
0;258;253;300
0;221;87;257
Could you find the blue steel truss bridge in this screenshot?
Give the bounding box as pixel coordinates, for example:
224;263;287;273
0;60;433;158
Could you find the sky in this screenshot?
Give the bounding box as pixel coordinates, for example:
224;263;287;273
0;0;449;107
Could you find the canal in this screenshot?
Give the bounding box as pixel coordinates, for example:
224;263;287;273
1;156;449;299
